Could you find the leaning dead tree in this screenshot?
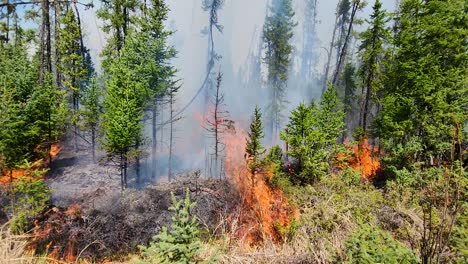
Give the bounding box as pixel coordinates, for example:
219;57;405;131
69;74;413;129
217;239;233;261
201;0;224;114
204;72;234;179
332;0;364;86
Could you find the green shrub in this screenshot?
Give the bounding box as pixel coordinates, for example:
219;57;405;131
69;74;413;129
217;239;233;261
137;190;202;264
339;225;418;264
9;161;50;234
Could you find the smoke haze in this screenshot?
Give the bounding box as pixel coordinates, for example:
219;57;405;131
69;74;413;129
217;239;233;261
77;0;397;182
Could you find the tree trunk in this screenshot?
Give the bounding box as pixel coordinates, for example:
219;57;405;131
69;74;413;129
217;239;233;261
323;13;339;95
73;3;86;67
91;126;96;163
5;0;10;42
151;103;157;179
332;1;360;86
168;93;174;181
39;0;52;83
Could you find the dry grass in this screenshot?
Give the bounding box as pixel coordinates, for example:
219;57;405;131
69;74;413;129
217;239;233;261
0;225;69;264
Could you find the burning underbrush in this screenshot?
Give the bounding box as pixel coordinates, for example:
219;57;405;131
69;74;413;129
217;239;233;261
0;143;63;186
225;129;298;245
339;138;381;180
28;174;239;262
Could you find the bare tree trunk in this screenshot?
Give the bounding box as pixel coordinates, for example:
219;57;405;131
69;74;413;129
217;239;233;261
73;2;86;67
168;93;174;181
332;1;361;86
151;103;157;179
323;13;339;95
39;0;52;83
54;0;61;89
5;0;10;42
91;126;96;163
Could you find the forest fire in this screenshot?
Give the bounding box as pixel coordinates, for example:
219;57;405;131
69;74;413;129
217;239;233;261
0;143;63;185
225;127;298;244
49;144;63;160
346;139;381;180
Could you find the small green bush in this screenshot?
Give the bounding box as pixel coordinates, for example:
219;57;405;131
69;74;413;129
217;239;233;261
9;161;50;234
339;225;418;264
137;190;202;264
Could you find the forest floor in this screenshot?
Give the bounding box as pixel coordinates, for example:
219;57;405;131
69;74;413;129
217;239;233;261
24;139;240;262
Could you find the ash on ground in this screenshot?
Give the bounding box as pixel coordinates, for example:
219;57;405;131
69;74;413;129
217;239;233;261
31;141;239;260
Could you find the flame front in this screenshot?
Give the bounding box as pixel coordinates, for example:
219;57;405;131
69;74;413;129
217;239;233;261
225;127;298;244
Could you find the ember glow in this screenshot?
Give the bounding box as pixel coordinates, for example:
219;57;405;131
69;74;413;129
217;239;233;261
225;126;298;244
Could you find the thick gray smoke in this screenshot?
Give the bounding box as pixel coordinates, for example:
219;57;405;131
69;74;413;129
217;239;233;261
77;0;397;184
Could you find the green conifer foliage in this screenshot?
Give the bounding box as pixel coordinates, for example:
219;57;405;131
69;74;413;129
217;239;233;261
246;106;266;186
81;75;101;163
375;0;468;170
102;56;145;189
138;190;201;264
358;0;390;134
263;0;297;139
281;87;345;182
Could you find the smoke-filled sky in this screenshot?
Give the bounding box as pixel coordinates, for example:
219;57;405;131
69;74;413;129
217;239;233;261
77;0;397;177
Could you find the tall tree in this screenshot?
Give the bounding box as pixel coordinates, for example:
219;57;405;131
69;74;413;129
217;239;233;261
102;55;145;189
201;0;224;114
97;0;138;70
332;0;366;86
57;8;88;150
205;71;233;179
300;0;319;94
262;0;296;140
139;0;177;179
375;0;468;170
81;75;101;163
358;0;390;135
245;106;266;187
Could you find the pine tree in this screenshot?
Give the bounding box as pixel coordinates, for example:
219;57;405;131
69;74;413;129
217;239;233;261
332;0;366;86
138;190;201;264
246;106;266;187
341;62;358;140
81;75;101;163
202;0;224;66
97;0;138;70
262;0;297;140
358;0;390;135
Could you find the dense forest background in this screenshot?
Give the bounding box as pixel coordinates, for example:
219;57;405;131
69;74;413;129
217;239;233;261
0;0;466;263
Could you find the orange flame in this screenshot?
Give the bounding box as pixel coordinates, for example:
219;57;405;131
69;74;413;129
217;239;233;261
0;143;62;185
225;127;298;244
346;139;381;180
49;144;63;159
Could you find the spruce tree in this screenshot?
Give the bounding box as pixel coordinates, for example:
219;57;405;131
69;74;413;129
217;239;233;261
262;0;296;140
246;106;266;187
57;8;88;150
281;86;345;182
81;75;101;163
357;0;390;135
102;56;145;189
138;0;178;179
138;190;201;264
375;0;467;170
